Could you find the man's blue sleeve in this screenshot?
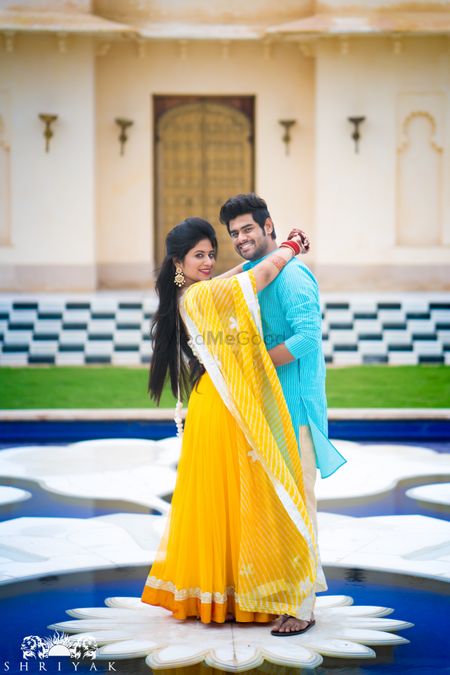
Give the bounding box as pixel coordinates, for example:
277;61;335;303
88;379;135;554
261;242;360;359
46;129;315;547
276;264;322;360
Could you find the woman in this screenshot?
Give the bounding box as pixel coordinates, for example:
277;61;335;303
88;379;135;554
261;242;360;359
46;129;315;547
141;217;320;635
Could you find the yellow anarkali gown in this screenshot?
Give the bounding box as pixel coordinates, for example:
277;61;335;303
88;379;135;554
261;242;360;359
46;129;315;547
141;271;324;623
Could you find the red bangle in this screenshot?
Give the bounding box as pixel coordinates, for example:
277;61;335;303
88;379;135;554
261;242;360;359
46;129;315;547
280;240;301;256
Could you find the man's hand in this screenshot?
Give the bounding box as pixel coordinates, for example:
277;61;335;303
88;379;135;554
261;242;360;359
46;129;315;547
287;228;310;254
268;343;295;367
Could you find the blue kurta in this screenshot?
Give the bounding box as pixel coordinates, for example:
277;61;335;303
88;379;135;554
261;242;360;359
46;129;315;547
243;256;346;478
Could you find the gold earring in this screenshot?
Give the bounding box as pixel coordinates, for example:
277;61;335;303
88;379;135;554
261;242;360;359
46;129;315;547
174;265;185;287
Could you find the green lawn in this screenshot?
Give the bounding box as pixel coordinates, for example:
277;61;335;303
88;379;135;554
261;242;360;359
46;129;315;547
0;367;173;409
0;365;448;409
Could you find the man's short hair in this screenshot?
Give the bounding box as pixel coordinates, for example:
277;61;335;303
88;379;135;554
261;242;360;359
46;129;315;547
219;193;276;240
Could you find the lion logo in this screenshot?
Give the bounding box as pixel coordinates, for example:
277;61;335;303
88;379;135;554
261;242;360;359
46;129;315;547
70;636;97;660
21;635;48;660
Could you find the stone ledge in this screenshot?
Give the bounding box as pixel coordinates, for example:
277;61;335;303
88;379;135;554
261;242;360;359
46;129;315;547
1;408;449;421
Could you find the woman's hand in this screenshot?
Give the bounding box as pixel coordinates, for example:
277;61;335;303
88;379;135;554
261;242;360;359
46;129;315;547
287;228;310;254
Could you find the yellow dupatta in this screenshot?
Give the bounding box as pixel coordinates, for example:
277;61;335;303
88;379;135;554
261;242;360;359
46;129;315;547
181;270;320;618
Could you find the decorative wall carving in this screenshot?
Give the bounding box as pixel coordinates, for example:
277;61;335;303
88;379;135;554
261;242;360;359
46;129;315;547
398;111;443;154
396;108;443;247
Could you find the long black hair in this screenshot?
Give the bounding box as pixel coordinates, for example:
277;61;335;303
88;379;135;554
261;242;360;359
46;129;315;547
148;217;218;404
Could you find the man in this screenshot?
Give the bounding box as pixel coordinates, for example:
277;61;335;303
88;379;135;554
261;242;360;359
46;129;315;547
219;193;346;635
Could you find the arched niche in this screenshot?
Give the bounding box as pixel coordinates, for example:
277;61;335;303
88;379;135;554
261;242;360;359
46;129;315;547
396;111;443;247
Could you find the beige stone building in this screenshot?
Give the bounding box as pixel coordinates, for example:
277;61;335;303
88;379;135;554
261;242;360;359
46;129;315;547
0;0;449;292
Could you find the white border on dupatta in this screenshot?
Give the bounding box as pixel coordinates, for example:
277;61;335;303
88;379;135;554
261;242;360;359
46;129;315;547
238;271;263;334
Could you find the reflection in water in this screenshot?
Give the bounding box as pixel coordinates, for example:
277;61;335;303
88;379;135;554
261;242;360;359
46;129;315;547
158;666;312;675
156;666;412;675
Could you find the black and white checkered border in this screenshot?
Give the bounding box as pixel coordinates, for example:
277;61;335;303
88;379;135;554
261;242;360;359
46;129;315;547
0;294;449;366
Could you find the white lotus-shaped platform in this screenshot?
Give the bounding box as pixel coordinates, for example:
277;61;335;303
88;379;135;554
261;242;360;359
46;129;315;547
48;594;412;672
0;438;180;513
406;482;450;509
1;512;449;585
0;485;31;506
1;438;449;511
316;440;450;502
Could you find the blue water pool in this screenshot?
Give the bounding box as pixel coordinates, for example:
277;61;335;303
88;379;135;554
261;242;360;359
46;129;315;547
1;425;449;674
1;418;450;445
1;567;448;675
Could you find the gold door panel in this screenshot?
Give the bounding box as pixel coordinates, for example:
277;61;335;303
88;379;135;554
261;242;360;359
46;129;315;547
154;96;254;274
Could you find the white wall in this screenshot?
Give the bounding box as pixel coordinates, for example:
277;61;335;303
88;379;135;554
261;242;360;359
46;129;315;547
314;36;450;289
0;33;96;290
1;21;449;292
95;39;315;286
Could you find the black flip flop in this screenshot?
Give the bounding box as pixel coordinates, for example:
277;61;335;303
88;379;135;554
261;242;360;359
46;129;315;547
270;616;316;637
